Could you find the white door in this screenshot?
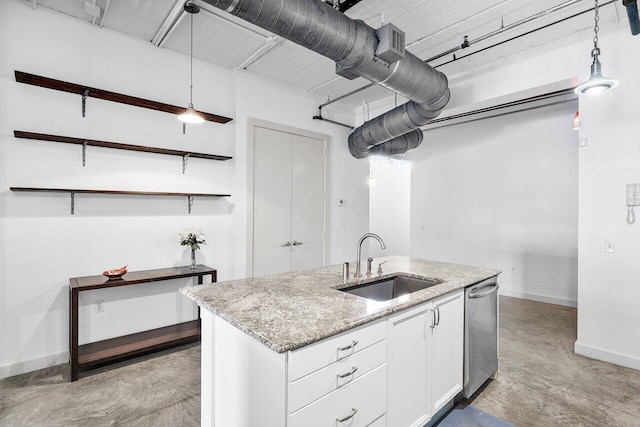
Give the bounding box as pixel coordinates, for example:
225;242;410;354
291;134;325;271
253;126;326;277
387;303;432;427
431;290;464;415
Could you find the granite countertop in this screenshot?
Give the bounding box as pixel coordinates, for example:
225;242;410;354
181;256;499;354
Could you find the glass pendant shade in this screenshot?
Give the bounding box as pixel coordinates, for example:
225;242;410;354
574;59;619;95
178;103;204;123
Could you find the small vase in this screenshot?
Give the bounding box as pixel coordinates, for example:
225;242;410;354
190;248;197;270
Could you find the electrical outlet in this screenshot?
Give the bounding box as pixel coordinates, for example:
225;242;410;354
604;240;615;253
95;299;104;313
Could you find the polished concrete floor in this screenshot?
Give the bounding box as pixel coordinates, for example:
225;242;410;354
472;297;640;426
1;297;640;426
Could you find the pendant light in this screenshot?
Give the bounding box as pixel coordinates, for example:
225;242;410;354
574;0;618;95
178;1;204;130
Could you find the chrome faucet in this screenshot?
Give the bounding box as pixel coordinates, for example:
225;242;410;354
354;233;386;278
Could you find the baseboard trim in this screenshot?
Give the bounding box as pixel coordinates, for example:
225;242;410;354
574;342;640;371
499;289;577;308
0;351;68;379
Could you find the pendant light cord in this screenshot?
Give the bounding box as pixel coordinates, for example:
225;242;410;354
189;11;194;106
592;0;601;59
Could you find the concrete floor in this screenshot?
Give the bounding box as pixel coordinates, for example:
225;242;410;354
1;296;640;426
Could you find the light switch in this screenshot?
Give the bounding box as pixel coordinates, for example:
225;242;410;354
604;240;615;253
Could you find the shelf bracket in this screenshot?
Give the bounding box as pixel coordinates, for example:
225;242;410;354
187;195;194;214
182;154;190;174
82;141;88;167
81;90;89;118
70;191;75;215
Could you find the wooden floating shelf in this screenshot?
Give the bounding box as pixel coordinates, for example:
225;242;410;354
10;187;230;197
10;187;230;215
14;131;233;161
15;70;233;124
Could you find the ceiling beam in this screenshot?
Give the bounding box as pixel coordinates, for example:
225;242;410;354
99;0;111;28
152;0;187;46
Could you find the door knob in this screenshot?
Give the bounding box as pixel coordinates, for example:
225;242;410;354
281;242;291;247
292;241;303;246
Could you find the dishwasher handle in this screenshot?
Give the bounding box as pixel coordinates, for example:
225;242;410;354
468;283;499;299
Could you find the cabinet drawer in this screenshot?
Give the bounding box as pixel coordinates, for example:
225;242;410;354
288;319;386;381
288;363;387;427
288;340;386;413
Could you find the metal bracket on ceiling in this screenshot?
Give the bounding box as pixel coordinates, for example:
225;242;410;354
187;195;194;214
182;154;190;174
81;90;89;118
70;191;75;215
312;105;354;129
82;141;88;166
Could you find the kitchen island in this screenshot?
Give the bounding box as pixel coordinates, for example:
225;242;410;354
182;256;499;427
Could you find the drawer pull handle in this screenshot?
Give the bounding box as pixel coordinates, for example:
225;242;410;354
337;340;359;352
336;407;358;423
337;366;358;380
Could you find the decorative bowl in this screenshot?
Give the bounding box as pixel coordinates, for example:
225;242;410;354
103;266;127;280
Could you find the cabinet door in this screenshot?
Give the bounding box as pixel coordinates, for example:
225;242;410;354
431;290;464;415
387;303;432;427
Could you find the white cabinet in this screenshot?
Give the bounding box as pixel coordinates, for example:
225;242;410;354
201;312;387;427
288;364;387;427
387;289;465;426
287;319;388;426
387;303;432;427
431;290;464;415
201;290;464;427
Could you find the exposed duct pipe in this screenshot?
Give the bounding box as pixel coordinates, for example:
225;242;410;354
623;0;640;35
202;0;450;158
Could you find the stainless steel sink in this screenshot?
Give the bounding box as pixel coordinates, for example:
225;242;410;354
338;276;442;301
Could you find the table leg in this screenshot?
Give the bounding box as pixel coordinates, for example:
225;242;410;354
69;289;79;381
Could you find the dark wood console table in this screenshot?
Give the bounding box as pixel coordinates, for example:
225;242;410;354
69;265;216;381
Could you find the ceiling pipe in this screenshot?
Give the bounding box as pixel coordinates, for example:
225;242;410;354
623;0;640;35
201;0;450;158
99;0;111;28
318;0;603;111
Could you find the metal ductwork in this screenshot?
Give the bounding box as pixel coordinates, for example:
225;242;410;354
623;0;640;35
202;0;450;158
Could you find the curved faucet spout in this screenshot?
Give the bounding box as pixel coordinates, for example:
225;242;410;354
355;233;386;278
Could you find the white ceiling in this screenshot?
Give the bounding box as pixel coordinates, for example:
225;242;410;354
29;0;622;108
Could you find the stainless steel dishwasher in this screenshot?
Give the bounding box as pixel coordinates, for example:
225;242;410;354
463;276;499;399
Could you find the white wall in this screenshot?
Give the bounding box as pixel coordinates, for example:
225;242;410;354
574;28;640;370
0;0;233;377
363;15;640;369
0;0;368;377
408;103;579;306
369;156;411;259
228;70;369;278
430;17;640;370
